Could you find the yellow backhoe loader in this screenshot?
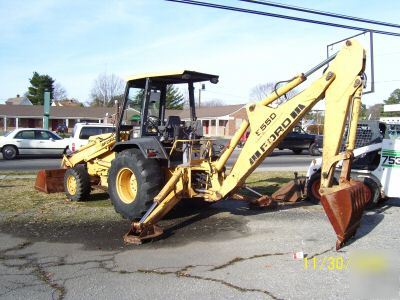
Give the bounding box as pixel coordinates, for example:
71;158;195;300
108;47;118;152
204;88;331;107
36;39;372;250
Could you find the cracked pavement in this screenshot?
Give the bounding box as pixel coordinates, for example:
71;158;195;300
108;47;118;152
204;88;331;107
1;198;400;299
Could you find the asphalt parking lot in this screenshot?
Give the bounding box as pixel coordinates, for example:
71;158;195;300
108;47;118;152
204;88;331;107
0;149;314;172
1;192;399;299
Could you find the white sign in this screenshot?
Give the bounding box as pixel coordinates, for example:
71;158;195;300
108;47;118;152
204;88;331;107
384;104;400;112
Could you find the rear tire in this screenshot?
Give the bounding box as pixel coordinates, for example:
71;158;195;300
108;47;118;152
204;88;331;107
64;165;91;201
108;149;163;221
2;145;17;160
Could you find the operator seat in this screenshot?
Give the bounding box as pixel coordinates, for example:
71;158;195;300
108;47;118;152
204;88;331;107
165;116;182;140
165;116;184;165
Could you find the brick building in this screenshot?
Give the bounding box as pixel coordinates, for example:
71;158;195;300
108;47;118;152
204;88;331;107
0;104;246;137
0;105;115;132
167;104;246;137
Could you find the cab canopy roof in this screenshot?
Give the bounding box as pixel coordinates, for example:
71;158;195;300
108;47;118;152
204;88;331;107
126;70;219;88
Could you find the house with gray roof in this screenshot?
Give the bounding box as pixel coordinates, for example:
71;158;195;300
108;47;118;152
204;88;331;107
5;95;32;106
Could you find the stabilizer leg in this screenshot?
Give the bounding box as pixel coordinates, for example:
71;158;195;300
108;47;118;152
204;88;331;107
124;169;184;244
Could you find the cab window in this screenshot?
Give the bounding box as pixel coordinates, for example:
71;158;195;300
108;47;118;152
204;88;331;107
125;87;144;125
79;127;114;140
15;130;35;139
49;131;62;140
36;130;51;140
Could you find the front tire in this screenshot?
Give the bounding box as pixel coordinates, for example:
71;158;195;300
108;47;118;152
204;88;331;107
306;172;338;204
306;173;322;204
356;176;380;209
108;149;163;220
64;165;91;201
2;145;17;160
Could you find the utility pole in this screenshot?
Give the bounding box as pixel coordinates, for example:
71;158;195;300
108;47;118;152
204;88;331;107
198;83;205;108
43;90;51;129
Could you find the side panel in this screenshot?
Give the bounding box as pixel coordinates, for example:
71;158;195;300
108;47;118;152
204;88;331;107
112;137;169;160
374;138;400;197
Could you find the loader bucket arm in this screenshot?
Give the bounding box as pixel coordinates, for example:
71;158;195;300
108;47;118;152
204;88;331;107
35;133;118;194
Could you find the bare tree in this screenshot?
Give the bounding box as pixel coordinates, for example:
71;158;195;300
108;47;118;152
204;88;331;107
250;82;297;106
53;82;67;100
200;99;225;107
90;73;125;107
366;103;383;120
250;83;275;101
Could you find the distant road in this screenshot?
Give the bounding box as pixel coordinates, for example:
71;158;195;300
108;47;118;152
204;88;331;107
0;149;315;172
0;155;62;171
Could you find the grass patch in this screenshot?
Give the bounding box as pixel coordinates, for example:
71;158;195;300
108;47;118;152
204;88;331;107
245;171;305;195
0;178;118;224
0;171;302;224
0;171;37;176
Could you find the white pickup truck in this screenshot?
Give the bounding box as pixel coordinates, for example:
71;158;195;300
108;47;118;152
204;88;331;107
68;123;114;153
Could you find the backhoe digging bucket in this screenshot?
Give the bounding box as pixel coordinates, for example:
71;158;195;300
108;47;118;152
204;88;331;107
35;169;66;193
320;179;370;250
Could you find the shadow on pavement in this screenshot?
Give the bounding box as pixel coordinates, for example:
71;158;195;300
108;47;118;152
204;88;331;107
341;199;400;247
1;189;396;251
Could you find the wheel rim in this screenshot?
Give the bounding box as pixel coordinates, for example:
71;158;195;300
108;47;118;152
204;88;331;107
5;147;15;158
311;179;321;200
116;167;138;204
67;175;77;195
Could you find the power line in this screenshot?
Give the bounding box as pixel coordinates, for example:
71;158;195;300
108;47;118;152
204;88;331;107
166;0;400;37
374;80;400;83
240;0;400;29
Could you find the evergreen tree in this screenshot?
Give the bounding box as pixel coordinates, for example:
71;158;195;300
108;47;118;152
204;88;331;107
131;85;184;110
27;72;55;105
166;85;184;109
382;88;400;117
384;89;400;105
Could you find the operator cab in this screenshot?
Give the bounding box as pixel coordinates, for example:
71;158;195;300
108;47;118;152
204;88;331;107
114;70;219;162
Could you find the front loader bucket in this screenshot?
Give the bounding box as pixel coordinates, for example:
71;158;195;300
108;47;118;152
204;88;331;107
320;179;370;250
35;169;66;193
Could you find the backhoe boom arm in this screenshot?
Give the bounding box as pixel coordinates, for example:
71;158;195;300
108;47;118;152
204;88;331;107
213;40;365;198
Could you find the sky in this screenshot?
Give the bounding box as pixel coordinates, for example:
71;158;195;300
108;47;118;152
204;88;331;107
1;0;400;108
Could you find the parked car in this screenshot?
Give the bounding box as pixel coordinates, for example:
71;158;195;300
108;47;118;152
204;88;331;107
68;123;115;153
277;126;320;155
0;128;69;160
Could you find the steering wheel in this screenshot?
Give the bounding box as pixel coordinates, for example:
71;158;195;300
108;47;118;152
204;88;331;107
146;115;161;133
